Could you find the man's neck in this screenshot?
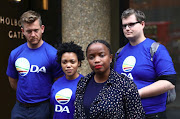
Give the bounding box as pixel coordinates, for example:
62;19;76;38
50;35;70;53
28;40;44;49
129;36;146;46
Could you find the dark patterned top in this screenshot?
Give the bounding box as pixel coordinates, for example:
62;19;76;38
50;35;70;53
74;69;145;119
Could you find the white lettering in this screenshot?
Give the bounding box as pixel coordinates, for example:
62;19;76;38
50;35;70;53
5;17;10;25
39;66;46;73
62;106;70;113
0;16;21;27
121;73;133;80
0;16;4;24
30;65;46;73
55;105;70;113
121;73;127;76
11;19;14;26
127;73;133;79
30;65;39;72
0;16;22;40
18;20;21;27
8;31;13;38
55;105;63;112
8;31;24;39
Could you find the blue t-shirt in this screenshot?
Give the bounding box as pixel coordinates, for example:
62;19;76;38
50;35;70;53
50;74;83;119
6;41;64;103
114;38;176;114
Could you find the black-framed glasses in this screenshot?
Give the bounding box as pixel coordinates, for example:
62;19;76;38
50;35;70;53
122;21;141;29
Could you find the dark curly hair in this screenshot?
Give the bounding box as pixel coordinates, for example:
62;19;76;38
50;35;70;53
56;41;85;66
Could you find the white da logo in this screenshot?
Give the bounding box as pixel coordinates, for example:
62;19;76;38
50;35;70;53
15;57;30;76
55;88;72;113
15;57;46;76
122;56;136;72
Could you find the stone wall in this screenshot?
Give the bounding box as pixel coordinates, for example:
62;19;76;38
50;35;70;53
62;0;111;75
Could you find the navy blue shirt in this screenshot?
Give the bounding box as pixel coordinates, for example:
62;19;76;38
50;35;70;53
74;69;145;119
83;77;106;117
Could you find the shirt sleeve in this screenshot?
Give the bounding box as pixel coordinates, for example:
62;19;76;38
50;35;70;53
51;56;64;78
6;52;18;79
153;44;176;85
153;44;176;76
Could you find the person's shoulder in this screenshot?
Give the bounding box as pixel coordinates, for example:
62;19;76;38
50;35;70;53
73;74;84;83
79;74;84;78
143;38;155;45
121;42;130;49
43;41;57;56
140;38;156;52
10;43;27;55
76;73;94;93
53;75;66;85
145;38;166;51
110;69;125;81
78;72;93;83
12;42;26;51
110;69;134;84
43;41;57;51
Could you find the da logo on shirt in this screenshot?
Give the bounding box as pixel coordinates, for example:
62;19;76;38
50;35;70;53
15;57;30;76
122;56;136;72
15;57;46;76
55;88;72;105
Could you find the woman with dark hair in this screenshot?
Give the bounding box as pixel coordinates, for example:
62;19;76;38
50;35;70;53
74;40;145;119
50;41;84;119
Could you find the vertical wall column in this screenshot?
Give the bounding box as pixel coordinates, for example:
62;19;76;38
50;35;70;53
62;0;111;75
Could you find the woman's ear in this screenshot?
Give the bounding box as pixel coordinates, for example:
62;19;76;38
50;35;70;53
78;61;81;67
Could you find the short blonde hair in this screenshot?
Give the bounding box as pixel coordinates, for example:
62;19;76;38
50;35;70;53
20;10;42;27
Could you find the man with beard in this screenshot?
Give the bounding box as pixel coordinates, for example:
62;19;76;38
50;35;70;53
6;10;64;119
